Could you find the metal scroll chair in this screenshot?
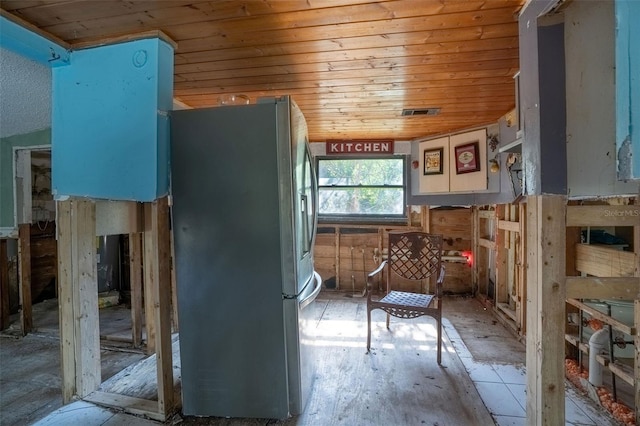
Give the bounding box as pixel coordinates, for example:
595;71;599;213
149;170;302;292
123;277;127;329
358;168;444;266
366;232;445;364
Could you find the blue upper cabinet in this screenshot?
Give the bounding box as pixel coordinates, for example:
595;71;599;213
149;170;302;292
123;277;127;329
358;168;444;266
52;37;174;201
616;0;640;181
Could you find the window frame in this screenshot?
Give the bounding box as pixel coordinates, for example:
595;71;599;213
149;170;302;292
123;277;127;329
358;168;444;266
315;154;409;224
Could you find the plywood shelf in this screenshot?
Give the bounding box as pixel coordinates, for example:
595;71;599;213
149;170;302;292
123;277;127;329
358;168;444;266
565;333;589;354
575;243;635;278
595;355;634;386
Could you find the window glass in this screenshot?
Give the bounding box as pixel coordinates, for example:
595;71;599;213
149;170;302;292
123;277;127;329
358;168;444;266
317;157;406;219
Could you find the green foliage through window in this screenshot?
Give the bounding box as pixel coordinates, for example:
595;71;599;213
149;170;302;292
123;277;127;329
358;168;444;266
317;157;406;218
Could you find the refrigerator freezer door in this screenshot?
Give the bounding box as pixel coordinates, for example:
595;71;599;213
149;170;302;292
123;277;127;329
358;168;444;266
285;271;322;415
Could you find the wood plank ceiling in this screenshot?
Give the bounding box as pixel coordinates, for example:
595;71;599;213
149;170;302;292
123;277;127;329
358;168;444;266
1;0;526;141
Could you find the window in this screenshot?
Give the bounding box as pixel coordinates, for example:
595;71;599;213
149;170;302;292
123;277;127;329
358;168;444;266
317;156;407;222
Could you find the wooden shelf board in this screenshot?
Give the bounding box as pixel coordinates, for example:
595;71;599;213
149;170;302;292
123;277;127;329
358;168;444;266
566;299;635;335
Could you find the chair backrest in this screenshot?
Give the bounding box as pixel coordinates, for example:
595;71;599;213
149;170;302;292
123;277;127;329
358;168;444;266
387;232;443;281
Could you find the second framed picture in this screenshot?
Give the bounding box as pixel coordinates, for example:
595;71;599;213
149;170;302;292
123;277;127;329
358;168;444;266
423;147;444;175
454;141;480;174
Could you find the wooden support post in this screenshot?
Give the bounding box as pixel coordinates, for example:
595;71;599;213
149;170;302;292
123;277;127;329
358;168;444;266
145;197;174;415
495;205;507;305
525;195;566;426
143;204;156;354
0;239;9;330
421;205;430;233
129;233;143;348
334;229;341;291
57;199;100;403
518;202;527;335
18;223;32;335
472;207;478;293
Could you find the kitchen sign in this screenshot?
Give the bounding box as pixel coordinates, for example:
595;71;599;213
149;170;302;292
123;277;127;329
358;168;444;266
326;139;394;155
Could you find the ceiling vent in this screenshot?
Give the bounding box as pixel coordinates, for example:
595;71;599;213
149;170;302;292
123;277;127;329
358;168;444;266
401;108;441;116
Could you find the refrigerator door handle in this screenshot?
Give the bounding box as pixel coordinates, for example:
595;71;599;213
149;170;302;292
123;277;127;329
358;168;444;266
299;271;322;310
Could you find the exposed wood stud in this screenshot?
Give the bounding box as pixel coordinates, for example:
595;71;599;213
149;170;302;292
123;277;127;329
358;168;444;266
18;223;32;335
147;196;174;415
526;195;566;425
334;230;340;291
129;233;143;348
421;205;430;232
495;206;507;306
72;199;101;397
0;239;9;330
57;200;75;403
143;204;156;354
472;207;479;292
56;199;100;402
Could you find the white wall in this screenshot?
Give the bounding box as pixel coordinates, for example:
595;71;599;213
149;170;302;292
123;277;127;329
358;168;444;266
0;47;51;138
565;1;639;198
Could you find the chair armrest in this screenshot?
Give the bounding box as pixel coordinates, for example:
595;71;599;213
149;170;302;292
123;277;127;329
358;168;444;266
366;260;387;290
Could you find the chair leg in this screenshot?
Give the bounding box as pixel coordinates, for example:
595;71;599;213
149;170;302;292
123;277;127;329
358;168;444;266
436;317;442;365
366;307;372;352
386;312;390;329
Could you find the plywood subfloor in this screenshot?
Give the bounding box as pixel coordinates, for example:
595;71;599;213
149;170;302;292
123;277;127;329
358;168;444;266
1;295;517;425
0;298;146;426
442;295;526;364
178;295;493;425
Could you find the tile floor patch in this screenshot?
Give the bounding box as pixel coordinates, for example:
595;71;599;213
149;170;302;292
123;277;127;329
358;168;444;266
491;363;527;385
465;362;503;383
475;381;526;417
506;383;526;411
493;414;526;426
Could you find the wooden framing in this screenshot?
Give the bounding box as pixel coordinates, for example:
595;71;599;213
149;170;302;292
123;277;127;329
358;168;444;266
57;199;100;402
57;197;174;420
129;232;143;348
472;203;527;334
566;277;640;300
18;223;32;335
144;197;174;415
563;197;640;424
525;194;566;425
314;207;473;296
575;243;635;277
0;239;9;330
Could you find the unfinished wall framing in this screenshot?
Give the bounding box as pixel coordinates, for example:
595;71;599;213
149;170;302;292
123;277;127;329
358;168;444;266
56;197;175;421
313;206;473;296
473;203;527;336
563;199;639;425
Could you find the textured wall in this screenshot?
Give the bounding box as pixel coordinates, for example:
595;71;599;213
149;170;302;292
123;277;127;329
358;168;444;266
0;48;51;138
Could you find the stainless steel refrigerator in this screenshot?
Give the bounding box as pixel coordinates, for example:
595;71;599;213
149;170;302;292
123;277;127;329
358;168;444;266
170;96;321;419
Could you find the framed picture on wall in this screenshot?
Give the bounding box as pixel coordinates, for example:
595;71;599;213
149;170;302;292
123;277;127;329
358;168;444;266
423;147;444;175
454;141;480;174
